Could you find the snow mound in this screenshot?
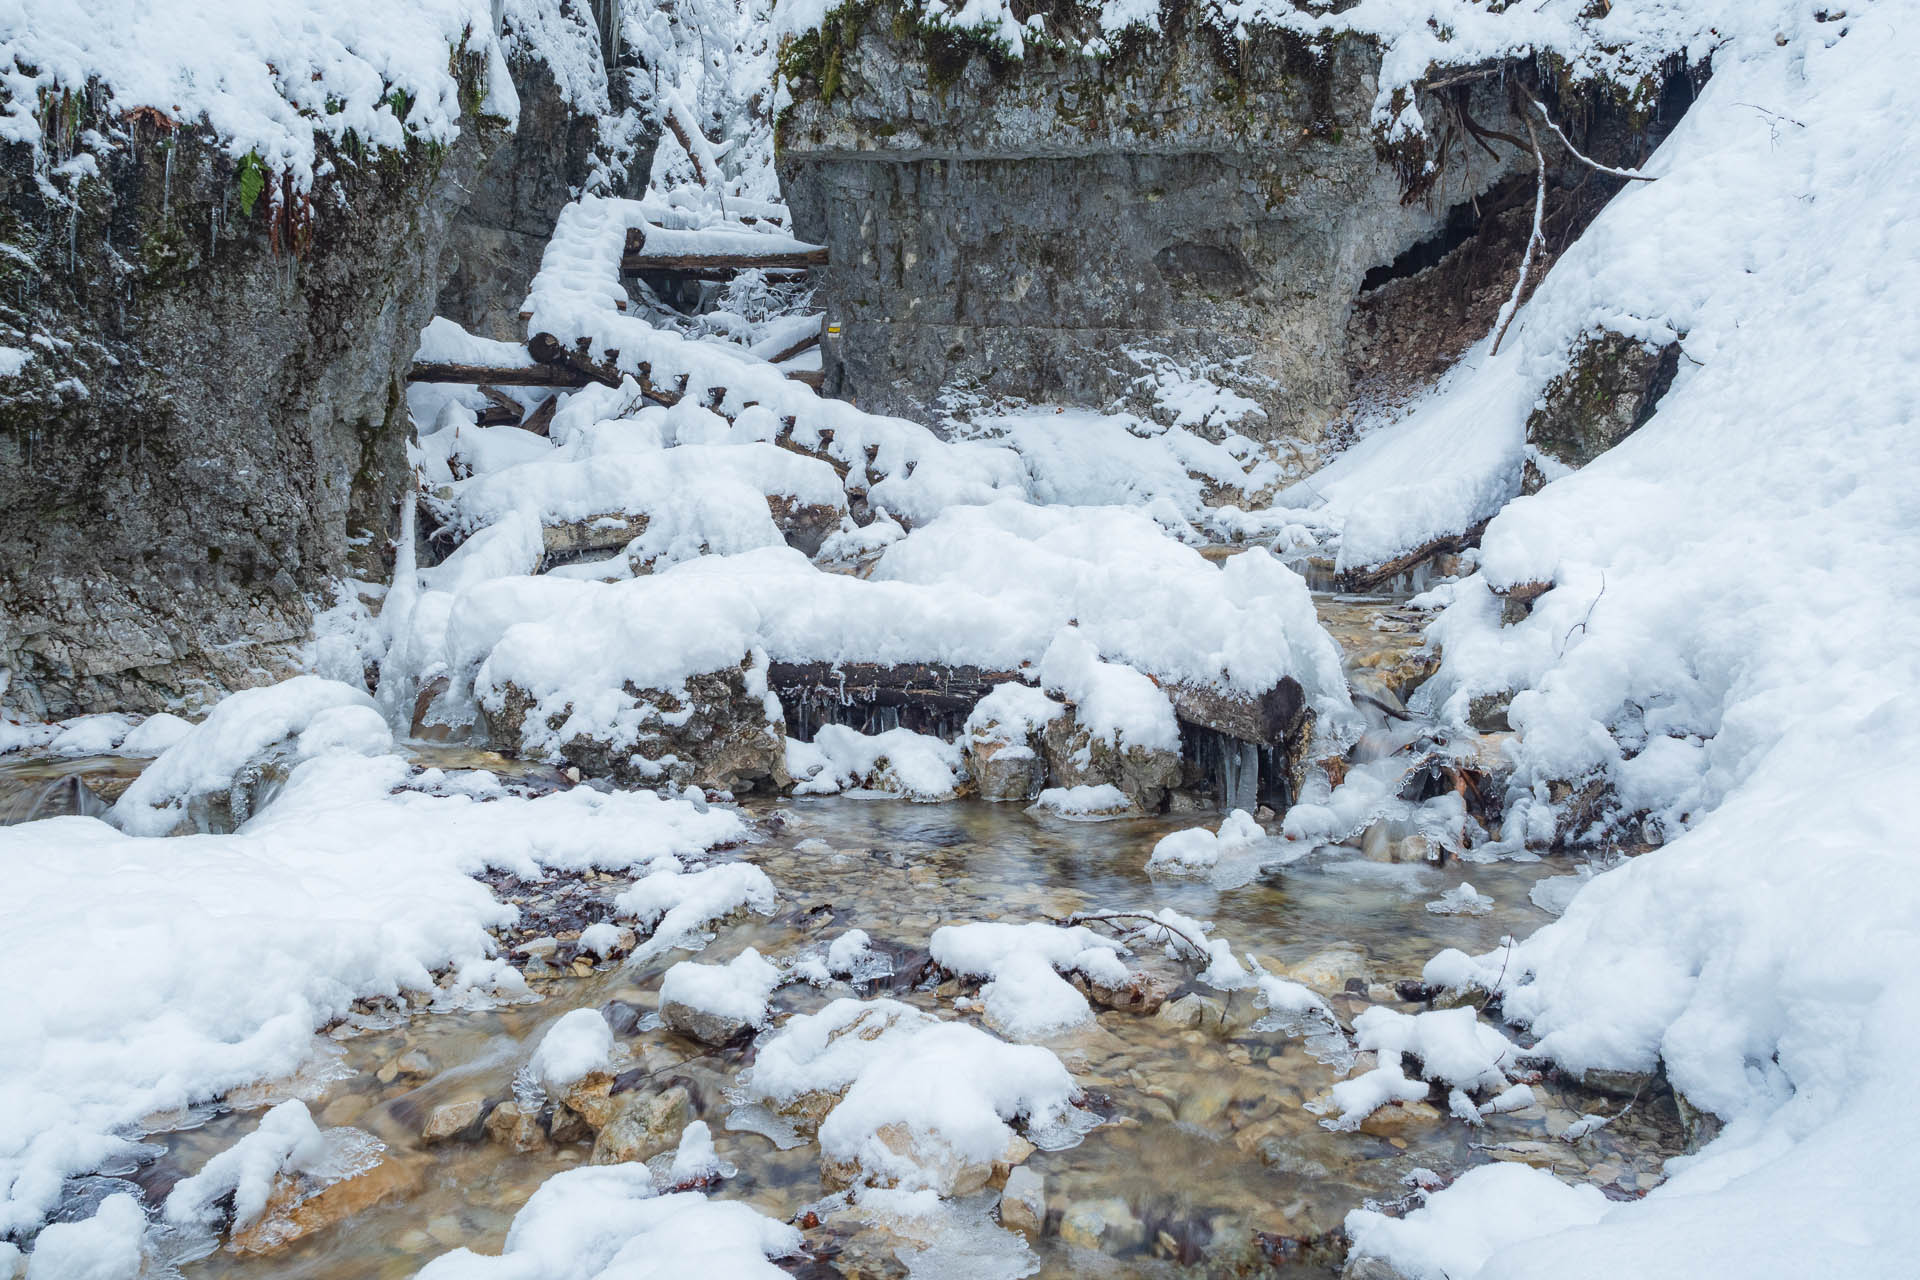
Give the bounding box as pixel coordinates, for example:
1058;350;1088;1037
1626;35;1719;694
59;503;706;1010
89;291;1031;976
659;948;781;1032
1347;1162;1609;1280
110;677;391;836
742;998;1079;1195
615;863;778;960
1027;784;1132;820
414;1163;799;1279
931;921;1131;1040
529;1009;614;1093
787;725;966;802
1147;809;1264;874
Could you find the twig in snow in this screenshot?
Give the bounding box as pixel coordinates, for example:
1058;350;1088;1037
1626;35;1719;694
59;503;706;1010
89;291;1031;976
1560;572;1606;653
1522;90;1656;181
1476;936;1515;1013
1488;112;1546;357
1055;911;1209;962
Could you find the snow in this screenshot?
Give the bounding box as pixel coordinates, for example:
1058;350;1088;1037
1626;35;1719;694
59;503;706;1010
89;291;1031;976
614;862;778;960
109;676;391;836
414;1164;800;1279
1146;809;1264;873
931;921;1130;1040
1346;1162;1610;1280
162;1099;328;1230
787;725;966;802
1426;882;1495;916
1353;1007;1518;1095
1318;1060;1431;1132
743;997;1079;1193
17;1192;146;1280
665;1120;726;1185
528;1008;615;1092
0;705;744;1237
1026;784;1132;820
659;947;781;1030
0;0;520;186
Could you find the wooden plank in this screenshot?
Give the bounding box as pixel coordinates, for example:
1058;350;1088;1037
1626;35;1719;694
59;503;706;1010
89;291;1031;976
519;394;559;438
1338;517;1491;591
475;385;522;427
763;329;821;366
784;367;825;389
407;361;590;387
1165;677;1306;750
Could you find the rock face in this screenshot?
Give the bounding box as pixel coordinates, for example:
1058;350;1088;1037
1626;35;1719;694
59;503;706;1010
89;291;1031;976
486;658;791;793
0;98;502;718
1523;329;1679;491
1040;709;1182;812
777;9;1522;439
437;44;653;341
0;37;653;721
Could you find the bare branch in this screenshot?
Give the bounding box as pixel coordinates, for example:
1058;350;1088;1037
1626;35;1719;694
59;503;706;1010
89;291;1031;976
1489;112;1547;357
1523;90;1656;182
1056;911;1210;962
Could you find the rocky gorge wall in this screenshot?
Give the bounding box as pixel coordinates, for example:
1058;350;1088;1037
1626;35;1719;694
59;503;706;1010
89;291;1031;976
775;7;1528;439
0;51;651;720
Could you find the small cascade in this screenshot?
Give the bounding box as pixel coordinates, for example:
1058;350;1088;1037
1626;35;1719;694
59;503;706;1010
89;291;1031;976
1;771;113;826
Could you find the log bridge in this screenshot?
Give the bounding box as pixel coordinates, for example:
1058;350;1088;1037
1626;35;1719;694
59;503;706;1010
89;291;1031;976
619;227;828;281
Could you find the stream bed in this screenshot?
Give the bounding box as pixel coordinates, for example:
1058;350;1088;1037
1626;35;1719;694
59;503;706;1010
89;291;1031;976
0;592;1686;1279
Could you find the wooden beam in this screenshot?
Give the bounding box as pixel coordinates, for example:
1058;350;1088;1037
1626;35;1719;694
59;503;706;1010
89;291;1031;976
407;361;590;387
475;385;522;426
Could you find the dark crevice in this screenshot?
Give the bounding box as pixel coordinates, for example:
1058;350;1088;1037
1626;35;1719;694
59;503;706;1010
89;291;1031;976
1358;199;1482;294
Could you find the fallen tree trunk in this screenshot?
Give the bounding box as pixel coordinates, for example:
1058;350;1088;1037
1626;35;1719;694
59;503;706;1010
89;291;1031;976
407;361;590;387
1338;518;1491;592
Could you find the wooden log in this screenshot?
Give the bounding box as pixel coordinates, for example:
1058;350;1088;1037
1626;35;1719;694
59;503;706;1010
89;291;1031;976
769;662;1025;722
519;394;560;438
763;329;821;366
1338;517;1491;592
769;661;1305;749
476;385;522;427
784;367;825;389
407;361;590;387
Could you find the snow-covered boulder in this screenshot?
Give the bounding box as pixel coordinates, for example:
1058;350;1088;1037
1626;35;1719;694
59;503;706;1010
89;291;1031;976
110;678;391;836
930;921;1132;1041
742;998;1080;1196
962;684;1063;802
786;724;967;801
659;948;781;1045
414;1164;799;1279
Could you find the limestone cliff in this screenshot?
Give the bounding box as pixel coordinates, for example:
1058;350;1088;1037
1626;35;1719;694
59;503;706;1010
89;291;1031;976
775;6;1526;440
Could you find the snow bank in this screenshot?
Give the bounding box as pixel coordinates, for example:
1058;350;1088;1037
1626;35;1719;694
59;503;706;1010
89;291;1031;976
415;1163;799;1279
0;706;744;1238
1;0;521;186
110;676;391;836
1346;1162;1610;1280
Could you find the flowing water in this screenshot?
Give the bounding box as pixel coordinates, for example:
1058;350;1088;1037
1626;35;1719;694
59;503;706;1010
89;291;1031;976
4;593;1687;1278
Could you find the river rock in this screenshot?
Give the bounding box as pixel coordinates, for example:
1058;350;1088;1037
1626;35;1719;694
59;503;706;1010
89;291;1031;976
1277;946;1371;995
1041;711;1182;812
556;1070;623;1132
660;996;753;1047
227;1144;422;1255
1522;330;1679;493
820;1124;1032;1197
483;1101;546;1154
420;1098;485;1144
1357;1100;1442;1139
486;657;790;793
589;1085;691;1166
967;739;1047;803
999;1166;1046;1239
1058;1196;1146;1254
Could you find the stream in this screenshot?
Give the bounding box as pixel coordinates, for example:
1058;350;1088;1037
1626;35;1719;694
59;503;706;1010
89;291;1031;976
0;591;1686;1278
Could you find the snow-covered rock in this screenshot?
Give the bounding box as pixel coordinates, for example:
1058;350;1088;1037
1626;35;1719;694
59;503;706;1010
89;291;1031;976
659;948;781;1045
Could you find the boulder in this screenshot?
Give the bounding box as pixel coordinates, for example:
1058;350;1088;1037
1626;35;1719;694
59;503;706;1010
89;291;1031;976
483;1101;546;1154
1523;331;1680;492
487;657;789;793
999;1166;1046;1239
1040;711;1182;813
589;1086;692;1165
420;1098;485;1145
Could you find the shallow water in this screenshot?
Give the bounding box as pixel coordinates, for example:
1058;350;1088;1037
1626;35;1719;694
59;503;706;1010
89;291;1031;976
11;592;1682;1277
161;797;1679;1280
